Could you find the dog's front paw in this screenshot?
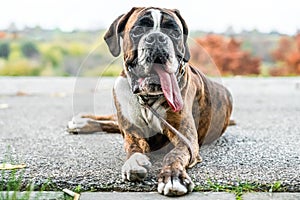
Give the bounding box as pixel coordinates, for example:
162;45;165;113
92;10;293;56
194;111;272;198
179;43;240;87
157;164;194;196
122;153;152;181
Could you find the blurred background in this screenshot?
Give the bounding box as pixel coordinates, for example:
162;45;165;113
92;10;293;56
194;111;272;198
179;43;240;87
0;0;299;77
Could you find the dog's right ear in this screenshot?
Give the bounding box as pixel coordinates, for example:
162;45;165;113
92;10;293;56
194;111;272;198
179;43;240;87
104;7;139;57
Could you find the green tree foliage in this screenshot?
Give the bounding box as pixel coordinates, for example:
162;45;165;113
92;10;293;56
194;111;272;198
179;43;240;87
0;59;40;76
8;42;23;61
0;42;10;59
42;46;63;67
21;42;39;58
68;42;87;56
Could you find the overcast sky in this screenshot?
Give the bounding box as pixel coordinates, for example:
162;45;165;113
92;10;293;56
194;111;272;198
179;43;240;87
1;0;299;34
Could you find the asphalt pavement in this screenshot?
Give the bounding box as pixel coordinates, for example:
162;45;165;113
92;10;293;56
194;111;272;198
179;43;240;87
0;77;300;198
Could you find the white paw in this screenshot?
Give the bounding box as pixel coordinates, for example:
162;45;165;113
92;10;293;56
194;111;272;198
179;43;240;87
67;114;99;133
157;173;194;196
67;115;87;131
122;153;152;181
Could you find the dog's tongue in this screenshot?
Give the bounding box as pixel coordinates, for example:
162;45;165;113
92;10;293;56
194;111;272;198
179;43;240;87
153;64;183;112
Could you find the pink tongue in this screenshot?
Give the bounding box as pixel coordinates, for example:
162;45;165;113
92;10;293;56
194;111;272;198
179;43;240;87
153;64;183;112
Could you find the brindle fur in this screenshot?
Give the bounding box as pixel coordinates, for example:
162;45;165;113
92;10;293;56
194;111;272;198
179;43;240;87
67;7;233;196
113;63;232;171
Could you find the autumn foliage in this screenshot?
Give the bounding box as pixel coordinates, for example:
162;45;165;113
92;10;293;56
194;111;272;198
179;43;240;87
270;33;300;76
190;34;261;76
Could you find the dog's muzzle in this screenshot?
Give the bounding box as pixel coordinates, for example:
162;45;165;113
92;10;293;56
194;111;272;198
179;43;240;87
130;30;184;112
144;32;170;64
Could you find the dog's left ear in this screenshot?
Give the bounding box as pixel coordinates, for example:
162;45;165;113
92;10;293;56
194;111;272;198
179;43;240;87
104;7;140;57
173;9;190;62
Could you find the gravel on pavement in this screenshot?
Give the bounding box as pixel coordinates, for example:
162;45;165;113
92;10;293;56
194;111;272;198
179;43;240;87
0;77;299;193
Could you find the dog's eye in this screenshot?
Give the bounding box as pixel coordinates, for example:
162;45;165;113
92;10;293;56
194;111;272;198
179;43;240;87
169;29;181;39
132;26;145;37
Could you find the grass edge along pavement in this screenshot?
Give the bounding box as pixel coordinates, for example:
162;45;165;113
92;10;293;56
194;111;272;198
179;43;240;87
0;147;289;200
0;147;72;200
0;167;286;200
193;179;284;200
0;166;74;200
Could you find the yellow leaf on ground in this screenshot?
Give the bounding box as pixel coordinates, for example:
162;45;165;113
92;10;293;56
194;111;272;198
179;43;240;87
63;189;80;200
0;163;26;170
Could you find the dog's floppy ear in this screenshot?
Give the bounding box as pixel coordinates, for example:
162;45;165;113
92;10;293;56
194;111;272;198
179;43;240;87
173;9;190;62
104;7;139;57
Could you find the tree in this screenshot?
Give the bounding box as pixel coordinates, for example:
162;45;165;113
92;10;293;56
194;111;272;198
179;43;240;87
190;34;261;76
21;42;40;58
271;37;293;61
0;42;10;59
43;46;63;67
271;33;300;75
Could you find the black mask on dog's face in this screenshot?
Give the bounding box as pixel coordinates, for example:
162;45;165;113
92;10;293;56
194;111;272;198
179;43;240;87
104;7;190;112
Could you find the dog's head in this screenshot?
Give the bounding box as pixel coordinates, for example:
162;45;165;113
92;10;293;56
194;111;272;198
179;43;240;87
104;7;190;112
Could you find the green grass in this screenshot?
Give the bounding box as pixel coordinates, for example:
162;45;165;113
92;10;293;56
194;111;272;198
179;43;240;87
73;185;82;193
193;180;284;200
0;167;73;200
0;146;69;200
0;167;33;200
0;147;80;200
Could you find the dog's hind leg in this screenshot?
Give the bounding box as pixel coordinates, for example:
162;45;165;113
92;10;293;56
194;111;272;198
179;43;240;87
81;114;117;121
67;113;120;134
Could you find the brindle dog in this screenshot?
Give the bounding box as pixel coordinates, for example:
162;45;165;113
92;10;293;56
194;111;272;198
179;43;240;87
68;7;233;196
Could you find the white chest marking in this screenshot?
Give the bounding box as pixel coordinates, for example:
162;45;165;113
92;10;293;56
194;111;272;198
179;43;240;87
114;76;165;137
150;9;162;31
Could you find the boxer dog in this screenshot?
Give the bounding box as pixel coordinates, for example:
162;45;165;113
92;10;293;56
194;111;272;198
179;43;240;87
68;7;233;196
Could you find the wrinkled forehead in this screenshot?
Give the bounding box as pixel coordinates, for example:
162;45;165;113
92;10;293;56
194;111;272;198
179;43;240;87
126;8;183;30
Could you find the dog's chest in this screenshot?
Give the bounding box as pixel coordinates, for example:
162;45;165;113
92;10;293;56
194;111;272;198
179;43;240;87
114;77;165;137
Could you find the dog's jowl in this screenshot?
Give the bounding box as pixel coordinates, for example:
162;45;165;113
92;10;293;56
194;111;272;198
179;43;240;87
69;7;233;196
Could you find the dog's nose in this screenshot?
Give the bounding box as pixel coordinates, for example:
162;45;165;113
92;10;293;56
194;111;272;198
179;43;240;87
145;33;167;45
